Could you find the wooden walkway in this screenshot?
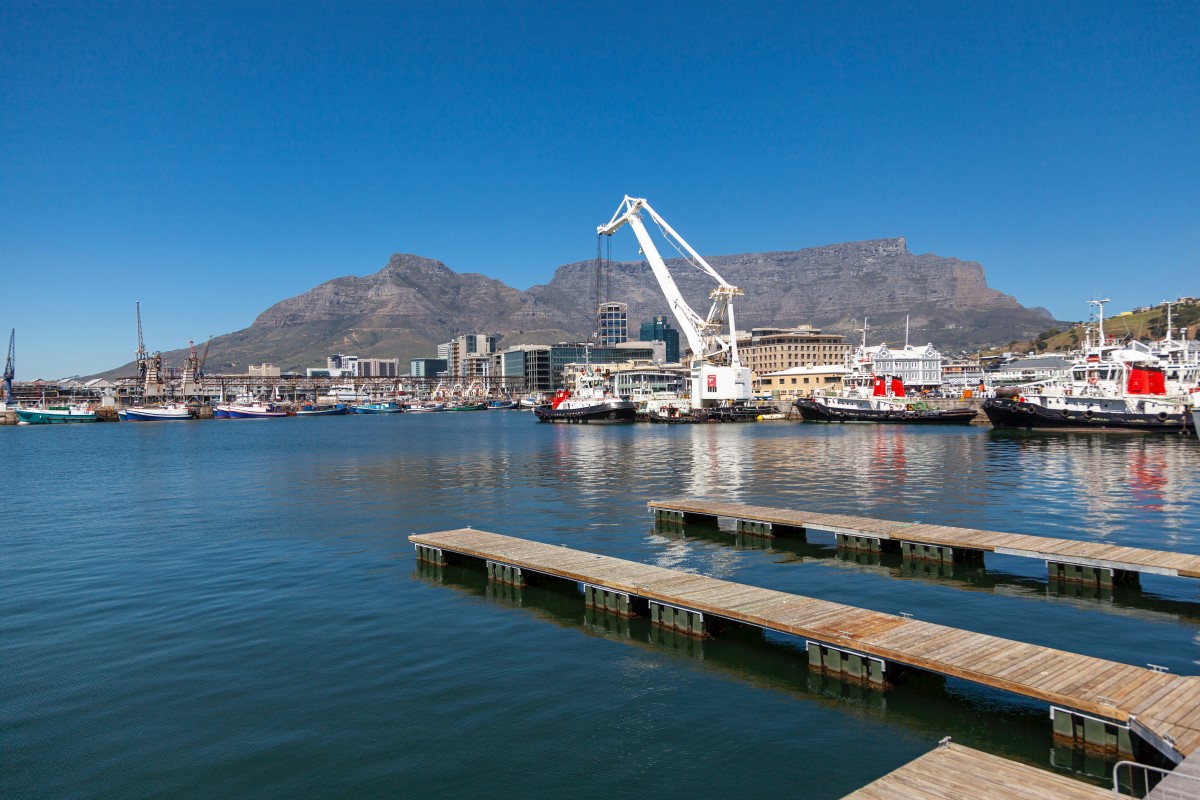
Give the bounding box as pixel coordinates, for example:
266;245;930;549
843;741;1110;800
410;528;1200;764
647;499;1200;581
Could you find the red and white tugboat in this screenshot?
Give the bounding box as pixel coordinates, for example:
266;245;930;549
534;367;635;424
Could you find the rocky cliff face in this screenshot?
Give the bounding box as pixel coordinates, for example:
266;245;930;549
100;239;1054;376
530;237;1052;352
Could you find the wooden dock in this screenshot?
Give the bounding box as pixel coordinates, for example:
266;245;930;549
843;740;1110;800
647;498;1200;586
410;528;1200;765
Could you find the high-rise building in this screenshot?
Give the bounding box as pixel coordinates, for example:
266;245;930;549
597;302;628;346
410;358;448;378
639;315;680;363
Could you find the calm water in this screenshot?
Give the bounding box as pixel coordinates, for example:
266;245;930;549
3;414;1199;798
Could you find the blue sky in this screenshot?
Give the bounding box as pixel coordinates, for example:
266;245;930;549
2;1;1197;378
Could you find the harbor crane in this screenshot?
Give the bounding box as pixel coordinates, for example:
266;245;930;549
596;196;752;406
4;329;14;405
135;301;148;382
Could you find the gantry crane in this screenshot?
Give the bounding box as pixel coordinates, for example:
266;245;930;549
597;196;751;406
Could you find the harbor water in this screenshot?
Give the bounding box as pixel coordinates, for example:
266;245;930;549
3;414;1198;798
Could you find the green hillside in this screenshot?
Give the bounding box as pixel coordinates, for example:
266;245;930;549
993;302;1200;355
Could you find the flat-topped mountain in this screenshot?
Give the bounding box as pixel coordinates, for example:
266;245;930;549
99;238;1055;376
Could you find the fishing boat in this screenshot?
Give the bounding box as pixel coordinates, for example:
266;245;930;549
793;374;977;424
447;402;487;411
118;402;194;421
213;401;290;419
487;399;519;410
519;395;545;409
351;401;404;414
295;403;349;416
406;402;445;413
534;367;636;424
16;403;98;424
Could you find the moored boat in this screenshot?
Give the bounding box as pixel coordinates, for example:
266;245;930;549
406;402;446;413
447;402;487;411
213;401;289;419
487;400;519;410
983;345;1193;433
296;403;349;416
534;368;636;424
118;402;194;421
794;374;977;424
16;403;98;424
351;401;404;414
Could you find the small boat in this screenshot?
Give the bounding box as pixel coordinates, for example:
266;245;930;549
487;400;519;410
295;403;349;416
213;401;289;419
118;402;195;421
519;395;545;408
16;403;98;424
794;374;977;424
351;401;404;414
447;402;488;411
534;368;636;424
407;403;446;413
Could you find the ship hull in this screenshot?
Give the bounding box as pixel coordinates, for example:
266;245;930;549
983;397;1191;432
534;400;636;423
793;398;977;425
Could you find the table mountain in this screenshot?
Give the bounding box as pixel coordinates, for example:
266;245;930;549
100;238;1055;377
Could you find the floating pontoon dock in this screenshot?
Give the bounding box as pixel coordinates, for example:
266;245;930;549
648;499;1200;588
410;528;1200;765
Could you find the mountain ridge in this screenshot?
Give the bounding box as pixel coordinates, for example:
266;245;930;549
94;237;1056;378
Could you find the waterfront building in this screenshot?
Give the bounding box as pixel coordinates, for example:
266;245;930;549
443;334;498;381
327;353;358;376
734;326;850;393
853;343;943;389
500;342;664;392
986;354;1073;385
609;366;688;398
410;358;448;378
597;302;628;346
249;363;281;378
941;357;987;389
759;365;848;402
638;315;681;364
357;358;399;378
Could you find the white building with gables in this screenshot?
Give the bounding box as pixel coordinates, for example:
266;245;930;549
850;343;944;389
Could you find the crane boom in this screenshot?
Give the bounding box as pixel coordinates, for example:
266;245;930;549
4;328;14;404
597;196;751;405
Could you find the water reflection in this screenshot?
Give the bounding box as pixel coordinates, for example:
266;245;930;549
414;558;1110;782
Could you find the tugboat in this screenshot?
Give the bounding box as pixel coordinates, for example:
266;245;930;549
983;298;1195;433
534;367;636;423
793;374;977;424
982;350;1192;432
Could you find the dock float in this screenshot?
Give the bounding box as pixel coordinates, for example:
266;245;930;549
648;499;1200;588
843;739;1110;800
410;528;1200;764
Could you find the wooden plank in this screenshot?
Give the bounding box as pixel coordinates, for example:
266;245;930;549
648;499;1200;579
412;528;1200;757
843;742;1110;800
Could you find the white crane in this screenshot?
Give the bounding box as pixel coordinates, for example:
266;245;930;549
597;196;751;406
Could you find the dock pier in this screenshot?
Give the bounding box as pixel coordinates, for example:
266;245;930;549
411;527;1200;767
648;499;1200;590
